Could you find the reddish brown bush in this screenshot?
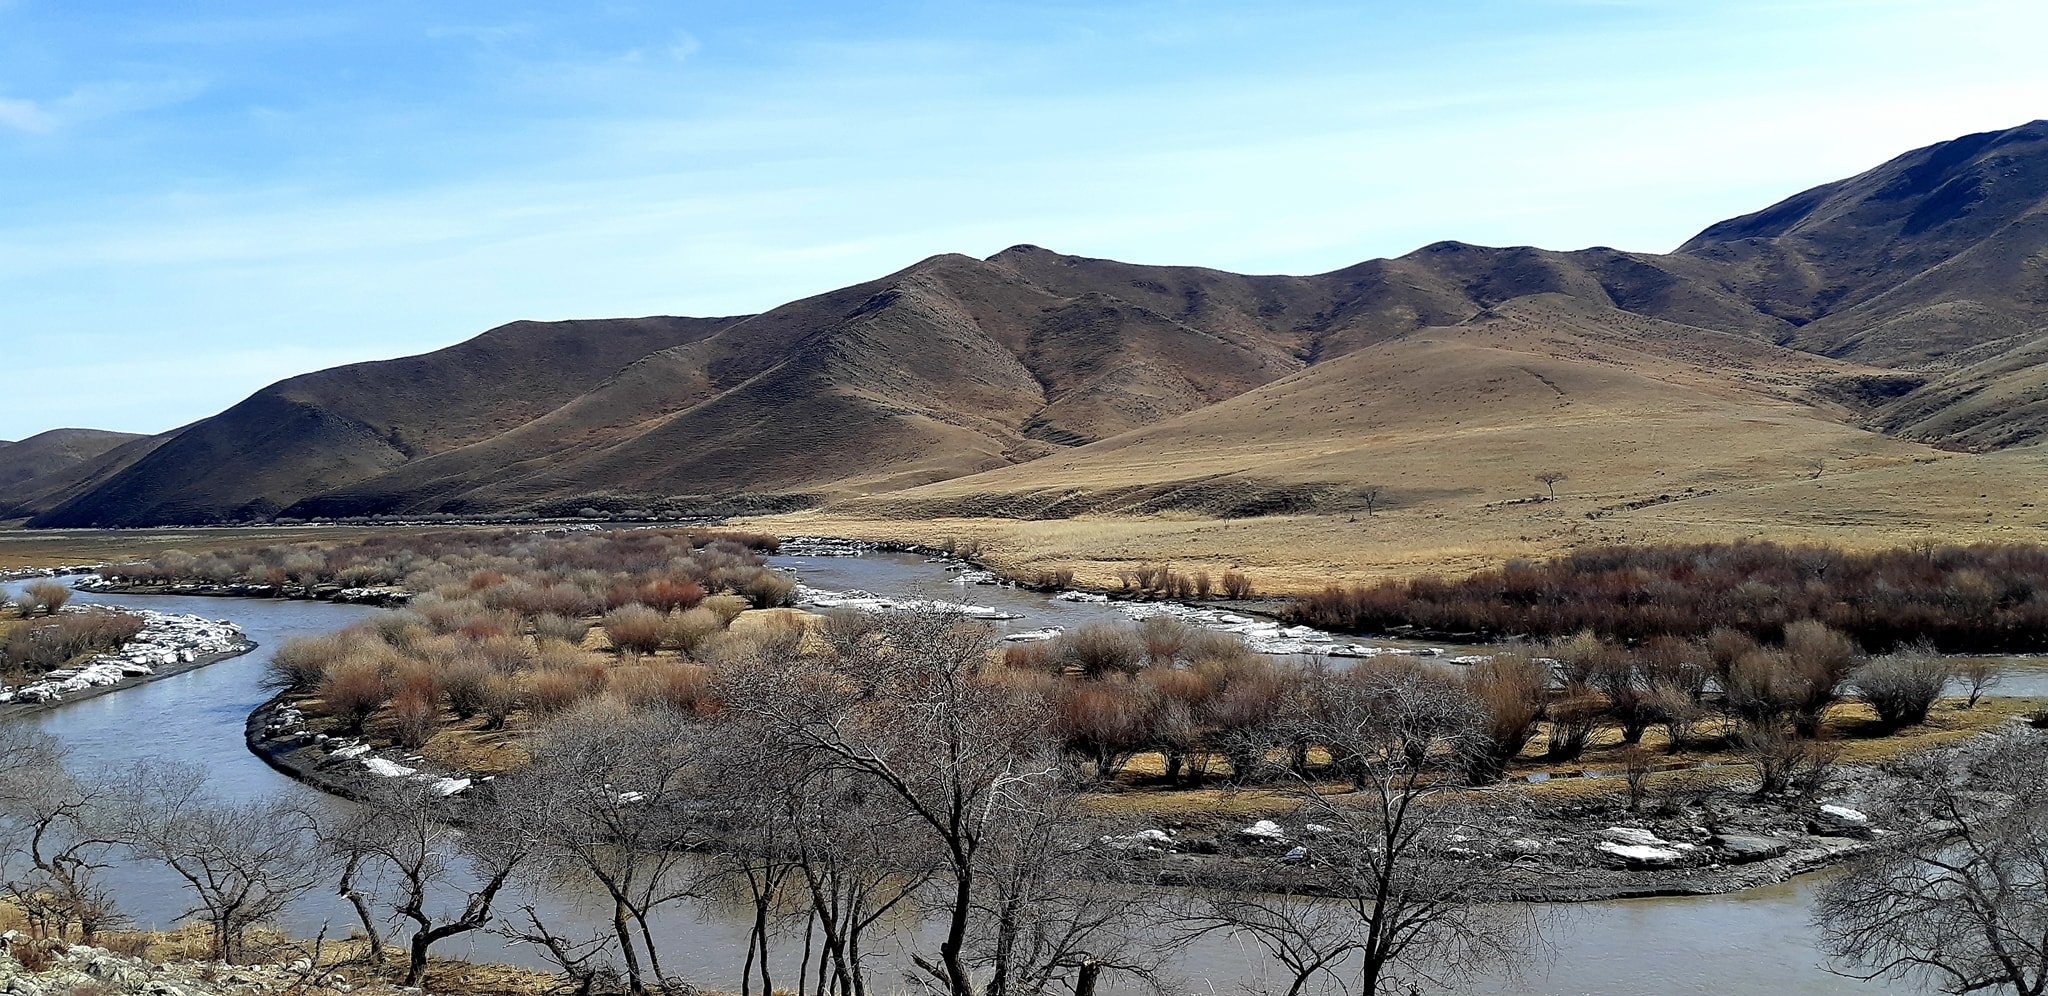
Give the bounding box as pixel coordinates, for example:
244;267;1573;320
320;661;390;733
389;687;440;748
1281;541;2048;653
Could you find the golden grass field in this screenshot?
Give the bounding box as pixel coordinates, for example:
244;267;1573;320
748;304;2048;593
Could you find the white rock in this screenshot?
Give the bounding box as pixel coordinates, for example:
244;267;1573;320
1820;804;1869;824
363;758;418;778
1601;826;1668;848
1240;820;1288;842
1596;841;1686;867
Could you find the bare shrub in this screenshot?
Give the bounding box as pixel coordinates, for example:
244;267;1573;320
440;656;495;720
702;593;750;627
1544;685;1604;762
738;571;796;609
1136;615;1191;667
659;607;724;657
1460;654;1549;784
478;674;518;729
1056;623;1147;679
1220;570;1253;600
1738;721;1840;798
528;668;601;716
532;614;590;647
1621;748;1655;811
1852;644;1953;729
319;661;390;734
1051;678;1158;781
265;634;341;692
22;581;71;616
389;688;440;748
602;604;664;655
1646;683;1702;754
610;663;717;715
1783;620;1857;737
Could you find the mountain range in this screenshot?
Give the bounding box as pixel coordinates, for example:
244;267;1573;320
9;120;2048;559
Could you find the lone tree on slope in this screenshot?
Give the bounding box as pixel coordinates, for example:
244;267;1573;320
1535;471;1567;499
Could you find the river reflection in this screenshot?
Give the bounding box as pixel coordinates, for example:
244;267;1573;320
1;567;1922;994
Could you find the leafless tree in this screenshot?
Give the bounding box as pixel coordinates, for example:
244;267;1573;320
1959;658;2004;709
318;782;532;986
112;764;328;962
1817;732;2048;994
504;699;708;994
1360;486;1385;517
719;605;1140;996
0;727;123;943
1179;663;1541;995
1534;471;1567;498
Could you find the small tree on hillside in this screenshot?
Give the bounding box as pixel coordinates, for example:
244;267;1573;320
1534;471;1567;499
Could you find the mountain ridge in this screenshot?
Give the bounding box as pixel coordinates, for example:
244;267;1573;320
15;119;2048;531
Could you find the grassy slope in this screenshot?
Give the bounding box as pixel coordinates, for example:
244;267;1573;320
751;296;2048;590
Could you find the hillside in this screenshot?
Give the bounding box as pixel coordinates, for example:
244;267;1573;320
30;316;740;525
0;428;147;499
22;120;2048;574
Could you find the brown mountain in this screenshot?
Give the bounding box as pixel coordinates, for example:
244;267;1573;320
0;429;147;502
26;120;2048;531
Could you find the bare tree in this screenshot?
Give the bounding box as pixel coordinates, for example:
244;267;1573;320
505;699;708;994
1534;471;1567;498
1360;486;1385;517
720;606;1140;996
319;782;532;986
113;764;328;962
1180;662;1541;995
0;728;122;943
1959;658;2004;709
1817;732;2048;994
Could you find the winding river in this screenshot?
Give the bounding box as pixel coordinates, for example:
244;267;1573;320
2;552;1966;994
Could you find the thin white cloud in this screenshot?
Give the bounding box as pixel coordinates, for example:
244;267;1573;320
0;95;53;132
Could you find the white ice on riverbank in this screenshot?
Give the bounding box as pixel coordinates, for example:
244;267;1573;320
0;608;246;705
792;583;1024;621
1117;601;1459;660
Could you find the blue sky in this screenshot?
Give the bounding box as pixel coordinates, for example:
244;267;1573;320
3;0;2046;440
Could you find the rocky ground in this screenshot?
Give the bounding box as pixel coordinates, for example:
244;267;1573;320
0;934;416;996
1088;745;1971;902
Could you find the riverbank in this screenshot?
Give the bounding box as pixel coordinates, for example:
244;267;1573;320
249;676;2034;905
76;575;413;607
0;608;254;717
0;921;558;996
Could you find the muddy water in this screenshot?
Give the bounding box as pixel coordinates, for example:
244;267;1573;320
2;570;1929;994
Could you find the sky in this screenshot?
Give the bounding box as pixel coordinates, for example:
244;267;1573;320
2;0;2046;441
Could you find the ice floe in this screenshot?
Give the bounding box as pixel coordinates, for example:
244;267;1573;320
0;608;247;706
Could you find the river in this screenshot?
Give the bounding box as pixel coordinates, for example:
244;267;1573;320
3;553;1964;994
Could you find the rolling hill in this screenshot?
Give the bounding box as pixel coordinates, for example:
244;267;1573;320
16;119;2048;585
0;429;147;496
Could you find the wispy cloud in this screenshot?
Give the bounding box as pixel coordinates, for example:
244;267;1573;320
0;95;53;132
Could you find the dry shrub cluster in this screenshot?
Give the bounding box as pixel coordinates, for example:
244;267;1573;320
9;581;73;617
1284;540;2048;652
250;530;787;747
101;527;785;606
1110;564;1241;600
2;609;146;675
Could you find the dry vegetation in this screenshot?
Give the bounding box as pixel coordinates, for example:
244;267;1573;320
0;581;143;683
1284;540;2048;653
